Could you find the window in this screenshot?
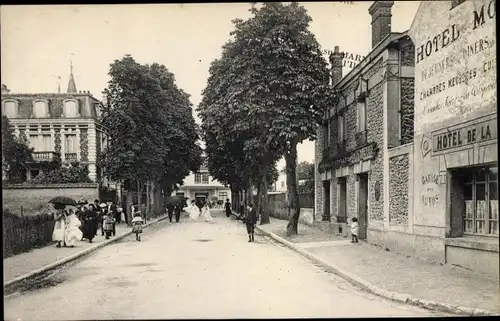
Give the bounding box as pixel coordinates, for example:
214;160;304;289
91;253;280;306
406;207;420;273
281;181;285;188
2;100;18;118
337;113;345;143
195;173;202;184
463;166;498;236
63;100;78;117
33;100;48;118
41;134;53;151
202;173;209;184
28;135;41;151
65;134;77;153
357;100;366;133
219;192;228;201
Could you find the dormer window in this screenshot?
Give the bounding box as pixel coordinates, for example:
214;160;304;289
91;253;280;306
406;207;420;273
2;99;18;118
33;99;49;118
63;99;79;118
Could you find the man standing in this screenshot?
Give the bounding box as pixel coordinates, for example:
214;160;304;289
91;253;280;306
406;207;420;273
174;204;181;223
167;202;175;223
246;203;258;243
224;198;231;218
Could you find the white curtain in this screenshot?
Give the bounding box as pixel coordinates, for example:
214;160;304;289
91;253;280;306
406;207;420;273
65;134;76;153
3;101;17;118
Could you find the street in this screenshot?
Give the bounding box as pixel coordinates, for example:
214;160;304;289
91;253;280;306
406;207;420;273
4;210;445;319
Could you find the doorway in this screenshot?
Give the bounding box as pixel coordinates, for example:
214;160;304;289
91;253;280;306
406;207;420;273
323;180;330;221
338;177;347;223
357;173;369;240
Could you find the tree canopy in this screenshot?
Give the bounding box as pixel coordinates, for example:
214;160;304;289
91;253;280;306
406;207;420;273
1;116;34;183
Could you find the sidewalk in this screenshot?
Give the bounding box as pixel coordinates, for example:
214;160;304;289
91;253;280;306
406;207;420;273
3;215;167;285
256;217;500;316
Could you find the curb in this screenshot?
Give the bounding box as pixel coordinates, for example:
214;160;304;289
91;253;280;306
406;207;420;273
4;214;170;294
255;225;497;317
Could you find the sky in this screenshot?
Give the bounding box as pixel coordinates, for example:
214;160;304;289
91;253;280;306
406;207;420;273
1;2;420;170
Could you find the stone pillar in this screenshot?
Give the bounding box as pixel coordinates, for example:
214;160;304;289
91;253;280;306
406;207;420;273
329;46;344;86
314;124;325;219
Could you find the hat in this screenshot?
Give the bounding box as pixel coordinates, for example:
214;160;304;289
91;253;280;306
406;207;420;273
117;207;123;212
78;199;88;205
100;203;107;208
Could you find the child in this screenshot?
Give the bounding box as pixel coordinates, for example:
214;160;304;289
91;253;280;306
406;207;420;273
131;212;144;241
350;217;359;243
103;210;116;240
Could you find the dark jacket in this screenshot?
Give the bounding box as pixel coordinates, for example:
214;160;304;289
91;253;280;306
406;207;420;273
246;207;258;225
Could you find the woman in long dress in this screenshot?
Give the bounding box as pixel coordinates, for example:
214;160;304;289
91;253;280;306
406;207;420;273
65;209;83;247
189;201;200;220
201;204;213;222
52;206;67;248
83;204;98;243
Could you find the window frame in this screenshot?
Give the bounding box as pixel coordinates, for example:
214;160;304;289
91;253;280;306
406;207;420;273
62;99;80;118
356;98;367;133
2;99;19;118
463;166;498;237
194;173;202;184
202;173;209;184
337;113;345;143
32;99;49;118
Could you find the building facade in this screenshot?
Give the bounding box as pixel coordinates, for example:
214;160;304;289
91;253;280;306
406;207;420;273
315;1;415;239
171;160;231;203
408;0;497;275
1;68;107;182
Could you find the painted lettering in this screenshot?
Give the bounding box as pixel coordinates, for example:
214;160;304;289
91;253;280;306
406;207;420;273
467;128;476;143
473;0;496;30
416;24;461;64
481;124;492;140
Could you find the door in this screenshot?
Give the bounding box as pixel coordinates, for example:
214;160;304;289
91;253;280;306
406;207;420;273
358;173;369;240
323;180;330;221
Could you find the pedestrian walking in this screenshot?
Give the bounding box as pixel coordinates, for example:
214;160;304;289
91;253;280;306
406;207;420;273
103;210;115;239
64;209;83;247
201;203;213;222
174;204;182;223
83;203;98;243
167;203;175;223
107;202;117;235
246;203;257;243
225;199;231;218
350;217;359;243
131;212;144;241
188;200;199;220
52;205;67;248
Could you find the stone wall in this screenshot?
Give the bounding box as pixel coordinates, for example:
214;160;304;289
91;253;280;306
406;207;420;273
400;78;415;145
268;192;315;226
400;38;415;66
2;183;99;216
367;83;385;221
389;154;409;225
314;127;324;218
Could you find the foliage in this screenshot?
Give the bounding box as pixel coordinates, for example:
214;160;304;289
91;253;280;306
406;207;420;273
1;116;34;183
29;162;93;184
99;55;202;212
296;161;314;180
198;3;330;228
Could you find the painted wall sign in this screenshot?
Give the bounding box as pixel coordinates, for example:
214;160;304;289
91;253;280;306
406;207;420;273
432;118;497;153
409;0;497;132
323;49;366;69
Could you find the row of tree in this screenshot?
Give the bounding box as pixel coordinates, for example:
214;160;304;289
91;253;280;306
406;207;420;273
99;55;202;224
198;3;332;235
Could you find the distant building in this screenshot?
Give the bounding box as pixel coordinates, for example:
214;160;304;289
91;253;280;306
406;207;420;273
1;64;108;182
172;158;231;203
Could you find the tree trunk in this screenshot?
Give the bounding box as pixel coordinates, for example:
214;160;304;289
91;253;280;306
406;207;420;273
260;169;270;225
126;190;134;227
146;181;150;222
153;181;162;217
286;140;300;236
137;180;143;220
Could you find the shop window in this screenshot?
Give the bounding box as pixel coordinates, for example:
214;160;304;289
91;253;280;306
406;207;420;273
457;166;498;236
202;173;209;184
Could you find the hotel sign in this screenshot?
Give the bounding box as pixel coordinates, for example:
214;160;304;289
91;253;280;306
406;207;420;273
432;118;497;153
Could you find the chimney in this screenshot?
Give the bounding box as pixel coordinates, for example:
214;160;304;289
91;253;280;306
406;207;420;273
101;90;108;107
329;46;344;86
369;1;394;48
1;84;10;95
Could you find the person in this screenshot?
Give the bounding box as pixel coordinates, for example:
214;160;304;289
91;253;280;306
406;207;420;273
172;204;180;223
107;202;117;236
103;209;115;239
201;203;213;222
225;199;232;218
83;204;98;243
52;205;67;248
117;207;126;225
94;200;104;236
350;217;359;243
76;200;87;240
65;209;83;247
167;202;175;223
131;212;144;241
189;200;199;220
246;203;258;243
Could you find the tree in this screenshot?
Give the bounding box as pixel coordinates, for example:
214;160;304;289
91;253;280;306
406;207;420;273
232;3;331;235
100;55;202;224
1;116;34;183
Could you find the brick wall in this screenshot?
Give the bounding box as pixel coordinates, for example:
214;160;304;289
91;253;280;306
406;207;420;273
367;83;385;221
2;183;99;216
314;127;324;217
400;78;415;145
389;154;409;225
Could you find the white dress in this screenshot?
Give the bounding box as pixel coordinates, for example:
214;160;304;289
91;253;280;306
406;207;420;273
65;214;83;246
52;213;66;242
189;205;200;220
201;207;213;222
